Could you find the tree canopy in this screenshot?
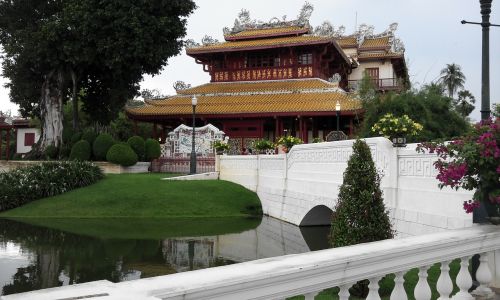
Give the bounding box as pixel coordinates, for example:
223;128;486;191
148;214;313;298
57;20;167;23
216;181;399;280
439;63;466;99
0;0;196;150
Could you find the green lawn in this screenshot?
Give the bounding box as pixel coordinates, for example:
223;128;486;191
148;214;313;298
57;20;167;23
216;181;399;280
0;174;262;218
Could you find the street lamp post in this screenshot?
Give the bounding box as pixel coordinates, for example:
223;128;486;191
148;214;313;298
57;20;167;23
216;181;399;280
461;0;499;120
190;95;197;174
335;100;341;132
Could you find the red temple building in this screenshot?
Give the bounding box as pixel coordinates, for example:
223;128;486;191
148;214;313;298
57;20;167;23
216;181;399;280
127;3;408;153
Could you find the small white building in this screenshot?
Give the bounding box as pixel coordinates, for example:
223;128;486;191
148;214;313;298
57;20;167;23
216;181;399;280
12;119;40;154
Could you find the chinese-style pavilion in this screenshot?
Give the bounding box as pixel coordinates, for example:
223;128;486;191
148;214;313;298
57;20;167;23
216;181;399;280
127;3;408;153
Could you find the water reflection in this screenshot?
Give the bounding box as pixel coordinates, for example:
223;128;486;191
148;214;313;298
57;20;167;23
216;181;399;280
0;217;330;296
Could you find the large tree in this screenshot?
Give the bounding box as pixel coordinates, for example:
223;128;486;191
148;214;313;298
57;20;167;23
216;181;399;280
455;90;476;118
439;63;466;99
0;0;196;152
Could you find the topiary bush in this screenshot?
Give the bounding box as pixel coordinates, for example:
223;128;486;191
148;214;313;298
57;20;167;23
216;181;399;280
70;132;82;145
330;139;393;297
81;130;97;146
93;133;115;161
106;144;138;167
69;140;91;161
0;161;103;212
127;136;145;161
145;138;161;161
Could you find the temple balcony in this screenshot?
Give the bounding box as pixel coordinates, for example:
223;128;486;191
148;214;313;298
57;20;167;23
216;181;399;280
10;225;500;299
348;77;404;92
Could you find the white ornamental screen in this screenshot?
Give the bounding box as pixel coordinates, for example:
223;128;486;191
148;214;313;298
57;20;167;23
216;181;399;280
167;124;225;156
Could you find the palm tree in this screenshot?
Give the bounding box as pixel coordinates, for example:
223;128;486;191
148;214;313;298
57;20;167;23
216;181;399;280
456;90;476;118
439;63;466;98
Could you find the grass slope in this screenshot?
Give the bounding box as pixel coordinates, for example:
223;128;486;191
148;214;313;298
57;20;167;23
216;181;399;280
0;174;262;218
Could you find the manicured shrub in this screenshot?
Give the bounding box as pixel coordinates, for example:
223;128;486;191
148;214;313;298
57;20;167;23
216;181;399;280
93;133;115;161
69;140;91;161
44;144;58;159
127;136;145;161
145;138;161;161
330;140;393;297
62;126;74;144
70;132;82;145
106;144;138;167
0;161;103;212
81;130;97;146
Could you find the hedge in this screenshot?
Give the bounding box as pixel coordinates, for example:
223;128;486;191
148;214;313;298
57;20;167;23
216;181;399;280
127;136;145;161
0;161;103;212
69;140;91;161
106;144;138;167
145;138;161;161
93;133;115;161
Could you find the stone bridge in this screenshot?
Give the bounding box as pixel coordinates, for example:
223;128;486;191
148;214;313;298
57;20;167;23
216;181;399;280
218;137;473;237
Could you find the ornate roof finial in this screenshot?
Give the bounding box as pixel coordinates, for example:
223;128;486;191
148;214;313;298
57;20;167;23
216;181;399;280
297;2;314;26
173;81;192;91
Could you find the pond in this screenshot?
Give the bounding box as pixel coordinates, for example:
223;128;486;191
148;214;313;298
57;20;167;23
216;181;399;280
0;216;331;296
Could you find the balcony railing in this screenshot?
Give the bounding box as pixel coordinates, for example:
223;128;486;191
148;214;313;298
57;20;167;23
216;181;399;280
10;225;500;299
348;78;403;91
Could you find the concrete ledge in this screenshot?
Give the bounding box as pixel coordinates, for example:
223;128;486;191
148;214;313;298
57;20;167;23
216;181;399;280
162;172;219;181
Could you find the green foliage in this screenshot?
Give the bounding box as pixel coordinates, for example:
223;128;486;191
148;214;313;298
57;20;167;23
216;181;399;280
71;132;83;145
330;140;393;247
69;140;91;161
127;136;145;161
93;133;115;161
494;104;500;118
439;63;466;98
44;145;58;159
213;140;230;152
371;113;423;138
360;87;470;142
253;139;275;151
358;71;377;103
145;138;161;161
0;161;103;212
276;136;303;152
109;111;153;141
455;90;476;118
81;130;97;146
106;144;138;167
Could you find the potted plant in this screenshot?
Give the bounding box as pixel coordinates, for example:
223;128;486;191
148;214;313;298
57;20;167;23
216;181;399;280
371;113;423;147
253;139;275;154
213;140;230;155
417;118;500;223
312;137;324;143
276;136;303;153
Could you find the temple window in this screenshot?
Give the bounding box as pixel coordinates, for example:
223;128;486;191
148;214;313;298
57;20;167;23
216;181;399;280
298;53;313;65
246;54;280;68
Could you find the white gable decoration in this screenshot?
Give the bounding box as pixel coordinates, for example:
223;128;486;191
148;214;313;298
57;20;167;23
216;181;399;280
167;124;225;156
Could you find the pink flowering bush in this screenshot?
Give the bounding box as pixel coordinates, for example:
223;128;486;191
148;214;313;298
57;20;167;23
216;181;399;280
417;117;500;214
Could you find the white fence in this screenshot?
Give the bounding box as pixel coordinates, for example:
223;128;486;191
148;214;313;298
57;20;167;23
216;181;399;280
7;225;500;300
218;138;473;237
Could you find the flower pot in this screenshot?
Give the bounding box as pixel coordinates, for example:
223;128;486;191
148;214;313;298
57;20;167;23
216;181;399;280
216;150;224;155
391;136;407;147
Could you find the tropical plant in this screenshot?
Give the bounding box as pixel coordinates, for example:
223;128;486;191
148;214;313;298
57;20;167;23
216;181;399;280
417;118;500;217
439;63;466;98
0;161;103;212
69;140;91;161
494;103;500;118
213;140;230;153
371;113;423;138
276;136;303;153
145;138;161;161
106;144;138;167
455;90;476;118
330;139;393;296
253;139;275;151
312;137;324;143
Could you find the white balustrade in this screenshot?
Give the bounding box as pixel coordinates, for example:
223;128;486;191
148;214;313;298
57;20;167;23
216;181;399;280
3;225;500;300
471;252;494;298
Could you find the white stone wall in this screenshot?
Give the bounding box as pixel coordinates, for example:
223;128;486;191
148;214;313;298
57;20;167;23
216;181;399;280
15;128;40;154
349;61;395;81
219;138;473;236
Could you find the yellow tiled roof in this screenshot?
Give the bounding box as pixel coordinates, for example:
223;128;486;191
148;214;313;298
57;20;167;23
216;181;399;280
177;79;338;95
336;37;357;48
357;52;403;60
224;26;308;40
360;37;390;49
127;92;360;116
187;35;333;53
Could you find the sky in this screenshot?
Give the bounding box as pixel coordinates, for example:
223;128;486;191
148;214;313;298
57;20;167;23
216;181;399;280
0;0;499;122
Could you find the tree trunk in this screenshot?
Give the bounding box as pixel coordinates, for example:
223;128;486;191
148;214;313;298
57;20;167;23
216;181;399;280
70;69;79;131
38;69;64;151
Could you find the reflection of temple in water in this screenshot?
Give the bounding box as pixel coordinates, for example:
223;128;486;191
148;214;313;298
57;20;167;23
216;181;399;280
162;238;216;272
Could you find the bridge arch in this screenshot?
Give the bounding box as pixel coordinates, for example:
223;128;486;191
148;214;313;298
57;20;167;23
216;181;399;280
299;205;333;226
